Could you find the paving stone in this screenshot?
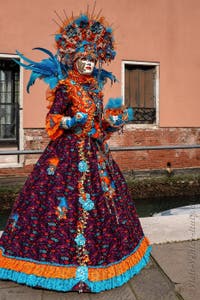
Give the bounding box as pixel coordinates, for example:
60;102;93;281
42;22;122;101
151;241;190;283
128;258;179;300
88;283;137;300
175;240;200;300
42;290;91;300
42;283;136;300
0;280;19;289
0;286;42;300
175;282;199;300
151;240;200;300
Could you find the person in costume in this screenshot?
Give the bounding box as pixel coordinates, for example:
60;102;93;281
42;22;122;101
0;9;152;293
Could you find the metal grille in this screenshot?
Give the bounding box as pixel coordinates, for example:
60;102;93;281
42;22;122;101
0;103;19;141
127;107;156;124
0;59;19;144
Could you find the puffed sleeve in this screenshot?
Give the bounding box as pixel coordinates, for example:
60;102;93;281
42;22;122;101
45;84;70;140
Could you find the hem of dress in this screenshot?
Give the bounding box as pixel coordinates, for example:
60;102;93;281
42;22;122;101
0;237;152;293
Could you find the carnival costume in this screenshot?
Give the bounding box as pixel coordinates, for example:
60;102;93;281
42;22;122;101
0;10;152;293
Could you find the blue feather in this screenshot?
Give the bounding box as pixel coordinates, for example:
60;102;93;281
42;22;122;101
15;50;40;65
27;72;40;92
93;68;117;90
106;27;113;33
14;48;67;92
75;14;89;26
127;107;134;121
105;97;123;109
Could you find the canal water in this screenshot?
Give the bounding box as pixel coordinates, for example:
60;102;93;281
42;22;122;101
0;210;10;231
134;194;200;217
0;194;200;231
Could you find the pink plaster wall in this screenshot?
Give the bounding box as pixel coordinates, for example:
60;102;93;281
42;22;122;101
0;0;200;128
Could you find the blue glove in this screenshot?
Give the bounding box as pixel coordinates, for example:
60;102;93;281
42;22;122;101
109;114;124;126
105;97;134;123
106;108;134;127
66;112;88;127
61;112;88;129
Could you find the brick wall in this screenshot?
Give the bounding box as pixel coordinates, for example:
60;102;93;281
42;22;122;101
23;128;49;165
108;127;200;171
0;127;200;176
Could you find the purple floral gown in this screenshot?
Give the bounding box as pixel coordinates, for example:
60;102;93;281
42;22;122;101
0;71;152;293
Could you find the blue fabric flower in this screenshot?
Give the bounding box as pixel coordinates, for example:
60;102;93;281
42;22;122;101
46;166;55;175
57;196;68;209
78;160;88;172
82;199;94;211
76;266;88;281
75;234;86;246
79;194;94;211
79;196;85;205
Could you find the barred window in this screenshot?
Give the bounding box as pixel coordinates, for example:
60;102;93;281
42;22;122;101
123;62;159;124
0;58;20;144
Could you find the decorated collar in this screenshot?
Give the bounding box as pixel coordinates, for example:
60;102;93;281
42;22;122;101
67;70;98;88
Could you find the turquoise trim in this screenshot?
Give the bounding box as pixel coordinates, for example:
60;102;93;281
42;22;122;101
89;245;152;292
76;266;88;281
0;236;146;268
0;245;152;293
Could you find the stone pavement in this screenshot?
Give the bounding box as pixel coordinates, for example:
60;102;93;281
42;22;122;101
1;239;199;300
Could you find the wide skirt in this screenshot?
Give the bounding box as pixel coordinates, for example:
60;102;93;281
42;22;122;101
0;133;152;293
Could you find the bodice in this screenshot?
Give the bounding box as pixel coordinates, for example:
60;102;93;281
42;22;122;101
59;71;104;139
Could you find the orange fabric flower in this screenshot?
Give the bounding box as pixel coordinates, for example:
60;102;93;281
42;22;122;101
48;157;59;166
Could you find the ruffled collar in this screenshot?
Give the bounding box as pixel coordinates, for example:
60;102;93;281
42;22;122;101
68;70;98;88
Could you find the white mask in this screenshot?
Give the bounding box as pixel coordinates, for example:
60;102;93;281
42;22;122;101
75;57;95;75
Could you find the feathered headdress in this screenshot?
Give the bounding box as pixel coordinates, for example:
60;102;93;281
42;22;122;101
54;12;116;66
14;5;117;92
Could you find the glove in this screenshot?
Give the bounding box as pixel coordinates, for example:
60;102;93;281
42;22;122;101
60;112;88;129
109;114;124;126
104;97;134;124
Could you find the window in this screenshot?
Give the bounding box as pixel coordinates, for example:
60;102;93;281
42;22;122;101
0;58;20;145
123;61;159;124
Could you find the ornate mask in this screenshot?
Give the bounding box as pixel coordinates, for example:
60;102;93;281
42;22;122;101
75;57;95;75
